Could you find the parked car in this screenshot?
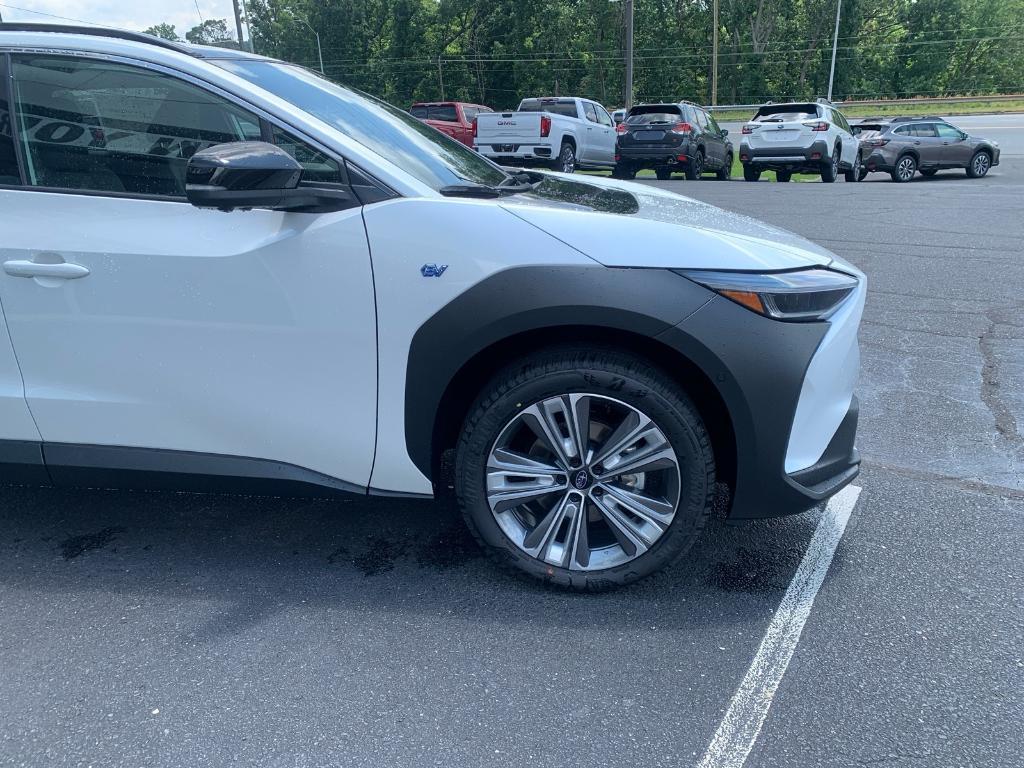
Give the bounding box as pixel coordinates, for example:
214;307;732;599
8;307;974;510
614;101;733;180
739;101;861;182
852;116;1000;183
473;96;616;173
410;101;491;147
0;23;865;590
611;108;626;124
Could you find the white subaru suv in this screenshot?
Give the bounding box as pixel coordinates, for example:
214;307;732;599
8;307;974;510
0;25;865;589
739;101;862;183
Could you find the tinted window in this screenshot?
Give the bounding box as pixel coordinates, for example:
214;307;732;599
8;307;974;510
754;104;819;122
428;104;458;122
894;126;912;136
217;60;507;190
913;124;938;137
271;126;344;185
583;102;599;123
706;112;722;134
0;61;20;184
462;106;478;123
410;105;428;118
626;105;681;125
12;55;260;196
935;123;962;139
694;109;709;129
519;99;579;118
853;123;885;135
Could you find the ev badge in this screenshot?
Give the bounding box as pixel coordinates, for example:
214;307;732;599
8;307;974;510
420;264;448;277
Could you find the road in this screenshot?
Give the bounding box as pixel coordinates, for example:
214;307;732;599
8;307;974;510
0;118;1021;767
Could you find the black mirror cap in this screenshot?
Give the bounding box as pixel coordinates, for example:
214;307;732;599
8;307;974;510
721;128;729;136
186;141;303;211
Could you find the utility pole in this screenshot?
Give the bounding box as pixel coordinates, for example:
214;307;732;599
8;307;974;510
624;0;634;108
711;0;719;106
231;0;245;50
437;56;445;100
827;0;842;101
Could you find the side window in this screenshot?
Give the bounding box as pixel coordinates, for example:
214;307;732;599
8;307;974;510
583;102;599;124
706;111;722;134
835;111;851;133
693;109;708;129
0;59;21;184
270;126;344;185
935;123;962;139
11;55;261;197
596;105;614;127
462;106;478;124
914;123;938;138
894;126;911;136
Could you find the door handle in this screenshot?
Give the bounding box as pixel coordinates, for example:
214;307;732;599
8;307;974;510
3;260;90;279
913;141;921;145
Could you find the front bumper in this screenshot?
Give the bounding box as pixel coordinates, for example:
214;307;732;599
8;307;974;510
657;281;863;520
740;138;830;172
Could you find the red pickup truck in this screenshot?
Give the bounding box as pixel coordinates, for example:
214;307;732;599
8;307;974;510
410;101;492;147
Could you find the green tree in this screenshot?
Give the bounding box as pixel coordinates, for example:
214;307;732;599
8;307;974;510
143;23;180;41
186;18;235;46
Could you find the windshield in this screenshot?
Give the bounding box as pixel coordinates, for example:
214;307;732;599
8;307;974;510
214;60;508;190
519;99;579;117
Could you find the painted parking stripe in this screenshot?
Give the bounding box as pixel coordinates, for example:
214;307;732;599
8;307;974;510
698;484;862;768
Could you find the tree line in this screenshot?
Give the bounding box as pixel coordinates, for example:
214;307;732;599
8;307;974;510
145;0;1024;109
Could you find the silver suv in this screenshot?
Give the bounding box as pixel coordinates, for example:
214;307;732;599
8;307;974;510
853;117;1000;183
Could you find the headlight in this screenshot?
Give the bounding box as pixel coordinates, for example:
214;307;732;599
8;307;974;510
675;268;858;321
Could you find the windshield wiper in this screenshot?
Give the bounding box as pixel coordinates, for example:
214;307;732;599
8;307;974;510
439;177;539;199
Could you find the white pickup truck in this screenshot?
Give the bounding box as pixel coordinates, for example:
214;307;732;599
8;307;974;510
473;97;617;173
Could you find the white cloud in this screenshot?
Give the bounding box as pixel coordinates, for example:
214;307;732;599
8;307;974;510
0;0;242;37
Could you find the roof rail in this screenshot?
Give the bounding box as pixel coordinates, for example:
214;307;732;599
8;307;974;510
0;22;197;56
890;115;943;123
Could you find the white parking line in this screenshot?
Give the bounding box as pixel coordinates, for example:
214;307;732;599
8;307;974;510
697;484;862;768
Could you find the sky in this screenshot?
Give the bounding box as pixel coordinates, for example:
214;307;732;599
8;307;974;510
0;0;244;38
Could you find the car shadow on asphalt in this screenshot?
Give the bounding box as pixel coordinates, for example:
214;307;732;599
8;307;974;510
0;482;824;643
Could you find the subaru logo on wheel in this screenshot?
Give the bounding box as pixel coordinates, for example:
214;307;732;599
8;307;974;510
573;470;590;490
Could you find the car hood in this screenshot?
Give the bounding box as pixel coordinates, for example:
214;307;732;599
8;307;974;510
500;173;836;271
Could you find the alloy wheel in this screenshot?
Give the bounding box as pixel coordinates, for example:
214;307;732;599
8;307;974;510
972;153;990;177
485;394;681;571
559;145;576;173
897;157;915;182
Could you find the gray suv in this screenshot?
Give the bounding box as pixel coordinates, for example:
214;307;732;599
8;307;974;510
854;117;1000;183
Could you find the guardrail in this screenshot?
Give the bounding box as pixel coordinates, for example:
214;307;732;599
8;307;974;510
706;94;1023;113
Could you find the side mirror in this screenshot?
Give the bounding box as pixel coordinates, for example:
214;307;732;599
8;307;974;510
186;142;352;213
721;129;729;137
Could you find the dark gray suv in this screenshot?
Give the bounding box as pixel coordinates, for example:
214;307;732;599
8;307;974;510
854;117;1000;183
614;102;733;181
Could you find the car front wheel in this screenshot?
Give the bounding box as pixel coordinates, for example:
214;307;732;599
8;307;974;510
967;151;991;178
455;348;715;590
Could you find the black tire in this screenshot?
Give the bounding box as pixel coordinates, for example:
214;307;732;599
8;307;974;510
776;171;792;183
821;145;839;183
743;165;761;182
920;169;938;177
455;348;715;591
684;150;704;180
966;150;991;178
716;154;733;180
613;164;636;180
857;167;869;182
844;152;862;182
552;142;576;174
891;153;917;183
655;168;673;181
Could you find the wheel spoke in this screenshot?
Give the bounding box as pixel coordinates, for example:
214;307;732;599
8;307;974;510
593;418;673;479
523;492;586;567
591;409;648;467
599;483;676;526
487;448;566;513
522;397;585;469
591;492;651;558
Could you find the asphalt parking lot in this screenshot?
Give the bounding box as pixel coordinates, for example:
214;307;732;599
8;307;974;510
1;117;1022;767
